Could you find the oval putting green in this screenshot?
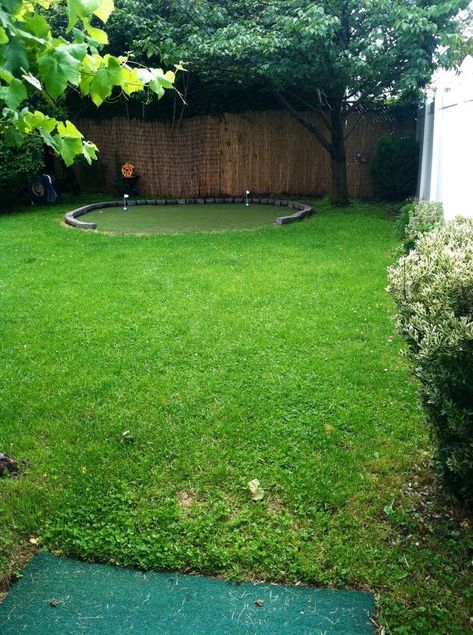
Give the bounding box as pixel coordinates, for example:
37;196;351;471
80;204;285;234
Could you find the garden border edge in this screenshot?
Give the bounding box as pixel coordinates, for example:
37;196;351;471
64;198;314;230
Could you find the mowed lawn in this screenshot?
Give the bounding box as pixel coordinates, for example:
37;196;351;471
0;198;471;633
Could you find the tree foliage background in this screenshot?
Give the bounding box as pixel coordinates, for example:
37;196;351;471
104;0;469;203
1;0;469;198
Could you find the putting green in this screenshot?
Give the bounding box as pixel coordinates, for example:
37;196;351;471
0;554;375;634
82;204;283;234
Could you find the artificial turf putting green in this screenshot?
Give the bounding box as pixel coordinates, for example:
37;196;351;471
0;553;375;634
82;203;284;234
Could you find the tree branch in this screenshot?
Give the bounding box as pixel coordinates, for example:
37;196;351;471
280;89;332;133
274;90;333;157
343;111;364;141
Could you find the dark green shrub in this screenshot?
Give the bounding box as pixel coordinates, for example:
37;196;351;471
371;134;419;201
388;219;473;503
0;133;44;207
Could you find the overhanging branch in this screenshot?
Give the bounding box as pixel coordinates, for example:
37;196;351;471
343;111;364;141
280;89;332;133
274;90;333;157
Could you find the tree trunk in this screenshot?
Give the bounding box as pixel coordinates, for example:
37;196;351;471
274;90;350;205
330;156;348;205
329;106;349;206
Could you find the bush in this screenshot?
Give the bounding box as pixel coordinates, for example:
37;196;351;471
0;133;44;207
371;134;419;201
387;219;473;502
403;200;444;251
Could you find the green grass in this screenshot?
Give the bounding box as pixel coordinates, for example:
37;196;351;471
82;203;284;233
0;197;471;633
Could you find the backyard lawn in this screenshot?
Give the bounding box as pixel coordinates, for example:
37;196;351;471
0;198;471;633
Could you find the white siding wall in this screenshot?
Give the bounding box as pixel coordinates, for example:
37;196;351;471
418;56;473;220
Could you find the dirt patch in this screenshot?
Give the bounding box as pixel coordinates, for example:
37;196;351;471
177;490;195;509
0;542;37;602
268;497;284;514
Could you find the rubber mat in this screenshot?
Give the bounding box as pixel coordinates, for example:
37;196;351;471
0;553;375;634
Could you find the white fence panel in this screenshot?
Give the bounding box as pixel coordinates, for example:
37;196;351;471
418;56;473;220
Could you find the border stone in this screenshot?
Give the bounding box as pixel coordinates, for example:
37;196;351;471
64;198;314;230
275;204;313;225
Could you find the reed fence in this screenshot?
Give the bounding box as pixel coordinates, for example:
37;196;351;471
72;110;412;198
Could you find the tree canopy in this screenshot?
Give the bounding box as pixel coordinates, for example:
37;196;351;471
0;0;178;165
109;0;469;203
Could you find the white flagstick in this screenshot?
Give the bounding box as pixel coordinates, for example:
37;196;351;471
245;190;250;207
123;193;129;211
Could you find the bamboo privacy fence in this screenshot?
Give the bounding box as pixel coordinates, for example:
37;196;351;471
73;110;411;198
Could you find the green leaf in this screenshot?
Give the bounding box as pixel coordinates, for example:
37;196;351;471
93;0;114;24
149;77;165;98
66;0;113;30
0;36;28;73
82;140;98;164
54;132;84;166
0;27;9;44
0;78;27;109
38;43;86;99
1;0;22;13
57;120;83;139
85;55;121;105
119;66;143;95
86;25;108;44
155;68;175;88
38;52;68;99
22;110;57;133
23;14;50;39
40;128;60;152
0;68;13;83
148;69;175;99
67;0;101;31
71;27;86;44
64;42;88;63
79;52;99;94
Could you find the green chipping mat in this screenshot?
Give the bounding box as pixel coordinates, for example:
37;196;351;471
0;553;375;634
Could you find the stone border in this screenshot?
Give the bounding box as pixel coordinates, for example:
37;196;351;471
64;198;314;230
